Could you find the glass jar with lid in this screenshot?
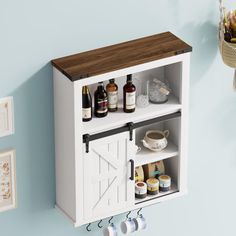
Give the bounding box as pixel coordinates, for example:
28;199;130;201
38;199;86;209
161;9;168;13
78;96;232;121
148;78;171;104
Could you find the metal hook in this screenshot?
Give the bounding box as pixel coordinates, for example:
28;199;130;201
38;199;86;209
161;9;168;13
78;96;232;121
137;208;142;216
126;211;131;219
86;223;92;232
108;216;114;224
98;219;103;228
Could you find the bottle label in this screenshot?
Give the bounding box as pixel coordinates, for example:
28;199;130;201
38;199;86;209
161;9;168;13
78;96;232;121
108;91;118;109
96;98;108;114
82;108;91;119
126;92;136;109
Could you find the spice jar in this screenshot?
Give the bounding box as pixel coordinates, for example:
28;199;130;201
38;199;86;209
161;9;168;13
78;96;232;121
158;175;171;192
146;178;159;195
135;182;147;199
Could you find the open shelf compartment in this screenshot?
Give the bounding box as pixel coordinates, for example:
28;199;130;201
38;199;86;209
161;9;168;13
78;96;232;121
134;115;181;204
135;115;181;166
82;61;183;135
135;155;180;205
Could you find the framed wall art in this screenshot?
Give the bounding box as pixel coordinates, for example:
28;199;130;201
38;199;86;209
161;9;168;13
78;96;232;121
0;149;16;212
0;96;14;138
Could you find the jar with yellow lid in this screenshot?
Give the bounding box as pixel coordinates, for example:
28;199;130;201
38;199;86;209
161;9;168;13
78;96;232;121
146;178;159;195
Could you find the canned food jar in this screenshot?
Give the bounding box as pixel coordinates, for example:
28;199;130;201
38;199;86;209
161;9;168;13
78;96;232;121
135;182;147;199
158;175;171;192
146;178;159;195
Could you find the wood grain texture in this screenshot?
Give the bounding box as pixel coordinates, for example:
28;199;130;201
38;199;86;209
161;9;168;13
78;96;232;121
51;32;192;81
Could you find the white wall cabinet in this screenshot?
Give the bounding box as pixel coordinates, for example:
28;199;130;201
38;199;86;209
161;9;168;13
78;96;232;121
52;32;192;227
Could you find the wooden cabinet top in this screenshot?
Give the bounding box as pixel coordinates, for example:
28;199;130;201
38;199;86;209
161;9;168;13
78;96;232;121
52;32;192;82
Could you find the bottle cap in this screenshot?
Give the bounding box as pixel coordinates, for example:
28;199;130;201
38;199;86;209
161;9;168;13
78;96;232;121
82;86;89;94
109;79;115;83
127;74;132;82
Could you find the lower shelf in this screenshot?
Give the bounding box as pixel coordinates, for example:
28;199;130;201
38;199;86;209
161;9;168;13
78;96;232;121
135;182;178;205
135;141;178;167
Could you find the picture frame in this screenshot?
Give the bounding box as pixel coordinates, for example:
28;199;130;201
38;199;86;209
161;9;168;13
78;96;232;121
0;96;14;138
0;149;16;212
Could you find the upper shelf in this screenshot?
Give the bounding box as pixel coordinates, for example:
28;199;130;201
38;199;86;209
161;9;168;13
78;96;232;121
51;32;192;81
82;95;181;135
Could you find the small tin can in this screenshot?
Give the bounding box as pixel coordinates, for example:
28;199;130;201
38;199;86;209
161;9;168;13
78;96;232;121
146;178;159;195
135;182;147;199
158;175;171;192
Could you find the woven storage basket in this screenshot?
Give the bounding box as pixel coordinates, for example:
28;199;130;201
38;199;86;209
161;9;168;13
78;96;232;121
219;0;236;88
221;40;236;68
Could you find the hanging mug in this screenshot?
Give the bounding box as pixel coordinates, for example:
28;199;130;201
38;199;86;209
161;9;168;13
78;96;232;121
133;214;147;231
103;223;118;236
120;218;136;234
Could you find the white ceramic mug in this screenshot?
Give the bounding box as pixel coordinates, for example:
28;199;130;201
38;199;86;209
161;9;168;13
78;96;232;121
141;130;169;152
133;215;147;231
120;218;136;234
103;223;118;236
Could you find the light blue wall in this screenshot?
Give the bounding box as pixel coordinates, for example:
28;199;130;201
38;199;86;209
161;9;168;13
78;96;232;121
1;0;236;235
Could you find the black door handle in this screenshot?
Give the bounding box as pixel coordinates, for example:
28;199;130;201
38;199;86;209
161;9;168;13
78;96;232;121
129;159;134;180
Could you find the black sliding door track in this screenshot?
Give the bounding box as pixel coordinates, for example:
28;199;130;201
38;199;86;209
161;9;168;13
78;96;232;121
83;111;181;152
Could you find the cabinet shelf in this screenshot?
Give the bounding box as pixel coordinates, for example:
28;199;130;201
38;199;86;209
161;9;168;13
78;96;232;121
82;95;181;135
135;141;178;167
135;182;178;205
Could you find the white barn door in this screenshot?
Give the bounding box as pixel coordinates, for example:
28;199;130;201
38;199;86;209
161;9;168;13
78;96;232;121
83;132;135;220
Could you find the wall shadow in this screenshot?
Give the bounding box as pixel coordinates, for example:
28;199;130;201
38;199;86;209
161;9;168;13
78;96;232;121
11;62;55;213
179;21;218;85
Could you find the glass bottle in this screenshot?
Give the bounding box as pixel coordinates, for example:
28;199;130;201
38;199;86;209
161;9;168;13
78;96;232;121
123;74;136;113
82;86;92;122
94;82;108;118
106;79;118;112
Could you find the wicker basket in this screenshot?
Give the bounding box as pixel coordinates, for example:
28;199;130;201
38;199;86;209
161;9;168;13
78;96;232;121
219;0;236;88
221;39;236;68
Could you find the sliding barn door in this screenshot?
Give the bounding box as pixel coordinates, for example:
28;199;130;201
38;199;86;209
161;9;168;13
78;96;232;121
83;132;135;220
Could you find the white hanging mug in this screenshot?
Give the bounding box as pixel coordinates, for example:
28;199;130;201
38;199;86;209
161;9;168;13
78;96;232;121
120;218;136;234
133;214;147;231
103;223;118;236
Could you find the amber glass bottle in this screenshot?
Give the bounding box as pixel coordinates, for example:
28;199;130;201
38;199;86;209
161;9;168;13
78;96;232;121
123;74;136;113
106;79;118;112
94;82;108;118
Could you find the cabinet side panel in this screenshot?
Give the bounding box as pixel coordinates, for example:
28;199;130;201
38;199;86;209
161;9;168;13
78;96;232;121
179;53;190;193
53;68;76;221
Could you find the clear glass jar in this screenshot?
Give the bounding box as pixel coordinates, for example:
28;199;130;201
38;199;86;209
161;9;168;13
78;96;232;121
148;78;171;104
135;78;149;108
